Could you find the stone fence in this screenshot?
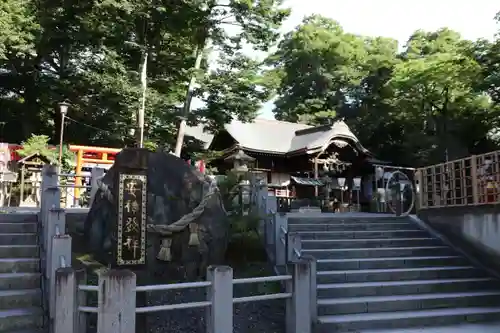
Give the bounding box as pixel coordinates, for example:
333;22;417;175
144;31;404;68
40;165;316;333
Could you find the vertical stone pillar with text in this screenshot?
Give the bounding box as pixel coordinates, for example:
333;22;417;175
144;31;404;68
113;148;149;268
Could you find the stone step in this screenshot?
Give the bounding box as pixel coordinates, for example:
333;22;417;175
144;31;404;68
302;237;440;249
296;229;427;240
0;290;41;310
3;330;45;333
0;234;37;246
0;223;37;234
317;266;485;284
0;259;39;274
0;273;40;290
288;222;417;232
317;277;498;298
288;217;411;225
316;256;469;270
303;246;455;259
317;307;500;332
0;214;37;224
0;246;38;259
318;291;500;316
0;307;43;332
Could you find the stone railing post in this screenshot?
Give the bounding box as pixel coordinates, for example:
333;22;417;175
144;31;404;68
41;164;58;212
206;266;233;333
286;260;312;333
265;194;277;250
275;213;287;266
76;269;87;333
49;235;72;320
40;165;59;244
287;232;302;263
54;267;78;333
301;255;317;322
46;208;66;278
97;270;136;333
89;167;105;208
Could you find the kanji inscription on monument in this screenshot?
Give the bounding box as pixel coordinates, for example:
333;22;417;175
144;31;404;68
117;174;147;265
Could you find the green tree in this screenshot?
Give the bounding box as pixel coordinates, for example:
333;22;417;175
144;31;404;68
0;0;38;60
266;17;500;166
268;15;368;124
0;0;289;152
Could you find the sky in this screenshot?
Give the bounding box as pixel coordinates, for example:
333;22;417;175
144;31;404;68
256;0;500;120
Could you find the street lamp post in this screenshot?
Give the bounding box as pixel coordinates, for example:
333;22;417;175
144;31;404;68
58;101;70;167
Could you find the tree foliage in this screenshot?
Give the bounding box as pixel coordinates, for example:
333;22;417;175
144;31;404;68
0;0;289;150
267;15;500;166
2;5;500;168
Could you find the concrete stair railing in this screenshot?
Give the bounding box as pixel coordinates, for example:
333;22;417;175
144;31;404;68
286;215;500;332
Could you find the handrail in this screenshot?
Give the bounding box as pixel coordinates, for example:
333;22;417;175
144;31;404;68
75;273;294;314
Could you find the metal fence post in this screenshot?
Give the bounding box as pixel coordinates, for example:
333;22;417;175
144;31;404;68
97;269;136;333
286;260;312;333
90;167;105;208
54;267;78;333
206;265;233;333
49;235;72;320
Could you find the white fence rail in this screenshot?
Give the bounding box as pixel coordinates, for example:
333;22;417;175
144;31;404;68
54;261;313;333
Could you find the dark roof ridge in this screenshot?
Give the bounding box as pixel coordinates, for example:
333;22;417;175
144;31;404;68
295;124;332;136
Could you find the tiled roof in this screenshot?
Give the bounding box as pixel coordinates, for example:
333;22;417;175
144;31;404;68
186;118;368;155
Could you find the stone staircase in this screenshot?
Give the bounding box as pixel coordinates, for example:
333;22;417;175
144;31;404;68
0;213;43;333
288;215;500;332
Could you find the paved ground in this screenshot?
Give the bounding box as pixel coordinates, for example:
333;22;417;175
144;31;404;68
361;322;500;333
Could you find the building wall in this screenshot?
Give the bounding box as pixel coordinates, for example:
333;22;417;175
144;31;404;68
270;172;290;186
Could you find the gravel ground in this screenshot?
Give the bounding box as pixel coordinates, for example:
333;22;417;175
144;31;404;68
85;263;286;333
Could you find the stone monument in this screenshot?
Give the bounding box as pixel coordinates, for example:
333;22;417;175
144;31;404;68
83;149;229;281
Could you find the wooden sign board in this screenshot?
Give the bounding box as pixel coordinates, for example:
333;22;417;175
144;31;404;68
116;173;147;266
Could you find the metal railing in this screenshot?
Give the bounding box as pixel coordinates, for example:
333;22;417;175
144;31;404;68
54;262;313;333
417;150;500;208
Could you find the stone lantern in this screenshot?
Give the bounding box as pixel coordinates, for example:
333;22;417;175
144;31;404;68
224;149;255;174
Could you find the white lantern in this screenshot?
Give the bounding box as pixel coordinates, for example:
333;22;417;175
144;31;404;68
353;177;361;190
337;177;346;189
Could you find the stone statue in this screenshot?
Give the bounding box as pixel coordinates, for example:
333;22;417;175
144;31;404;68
83;150;229;282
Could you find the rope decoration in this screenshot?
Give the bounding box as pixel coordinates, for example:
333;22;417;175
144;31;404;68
157;238;172;261
188;223;200;246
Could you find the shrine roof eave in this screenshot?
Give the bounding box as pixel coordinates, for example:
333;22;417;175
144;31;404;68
220;144;293;158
